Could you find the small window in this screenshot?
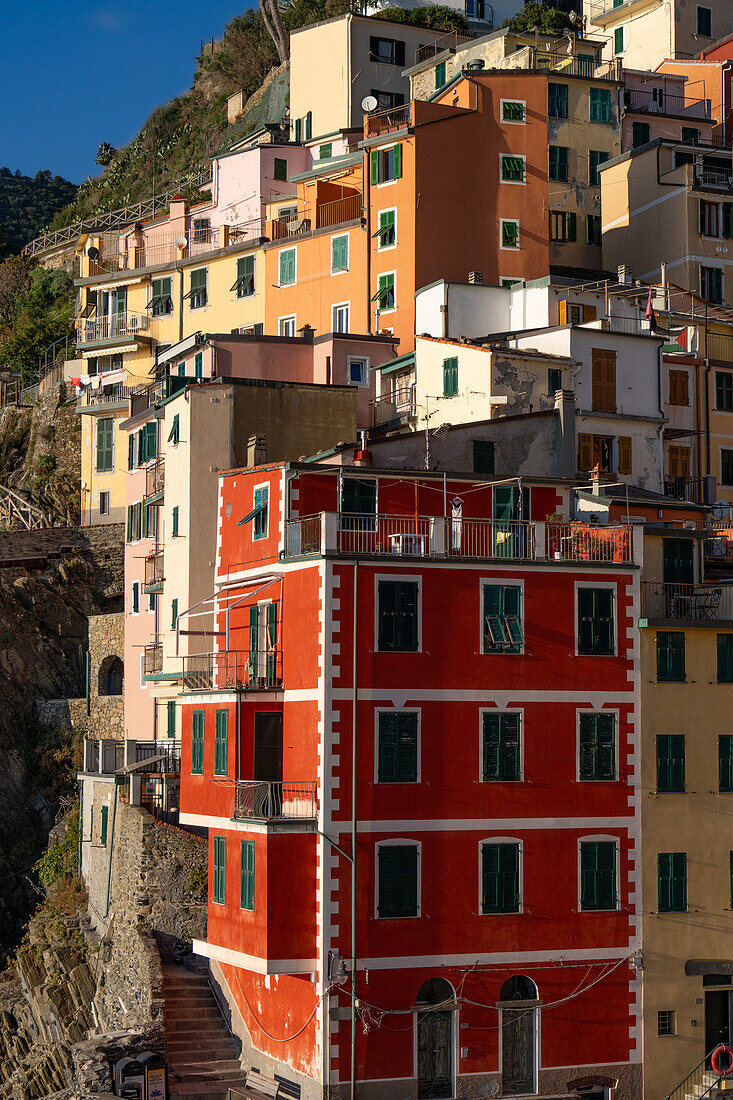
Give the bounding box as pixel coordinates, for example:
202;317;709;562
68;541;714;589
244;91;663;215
697;5;712;37
718;634;733;683
501;220;519;249
548;83;568;119
191;710;205;775
435;61;446;89
149;591;156;612
502;100;525;123
332;303;350;333
590;87;611;123
376;272;395;311
189;267;207;310
632;122;650;149
443;356;458;397
549;146;569;182
171;597;179;630
370;145;402;185
341;477;376;529
319;143;332;160
548;368;562;395
481;842;520;914
592;348;616;412
214;709;228;776
253;486;269;540
716;372;733;412
377;209;396;248
482;712;520;782
132;581;140;615
167;700;176;738
234;255;255;299
656;734;685;792
722;449;733;487
279;248;296;287
369;36;405;66
483;584;523;654
172;505;179;537
348;357;368;385
96;417;114;473
669;369;689;407
577;588;614;655
719;735;733;792
99;491;110;516
151;276;173;317
331;235;348;273
700;265;723;304
580;840;617;910
241;840;255;910
213;836;227;904
473;440;494;475
377;843;418;917
658;852;686;912
658;1010;676;1036
178;362;185;377
579;713;616;781
194;351;203;378
589;149;609;186
700;200;719;238
550;210;577;242
168;413;180;445
273;157;287;182
613;25;624;53
378;580;418;652
682;126;700;144
657;631;685;682
101;805;109;846
378;712;418;783
501;155;525;183
279;316;296;337
372;89;405;111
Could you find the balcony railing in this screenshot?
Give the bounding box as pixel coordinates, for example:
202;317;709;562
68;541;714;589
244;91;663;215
414;31;463;66
705;332;733;363
285;513;635;564
316;193;363;229
135;740;181;773
705;526;733;561
664;476;715;505
528;51;622;83
181;650;282;692
144;644;163;674
77;311;150;344
364;103;412;139
77;383;136;408
695;166;733;190
270;209;311;240
641;580;733;622
371;386;416;426
144;551;164;588
233;780;317;822
600;315;653;336
624;87;711;121
146;459;165;498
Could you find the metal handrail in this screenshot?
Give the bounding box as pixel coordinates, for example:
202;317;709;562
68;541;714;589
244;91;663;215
663;1048;727;1100
181;650;282;692
233;780;317;821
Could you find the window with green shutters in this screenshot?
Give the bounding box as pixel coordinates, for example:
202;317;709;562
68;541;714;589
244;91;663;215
473;440;494;476
151;276;173;316
319;143;332;160
132;582;140;615
589;150;609;185
377;844;418;917
579;713;616;781
580;840;617;910
435;61;446;89
191;710;204;775
177;362;185;377
613;26;624;54
370;145;402;185
657;632;685;682
378;580;418;652
483;584;523;653
656;734;685;792
171;598;178;630
632;122;650;149
96;418;114;472
549;146;569;182
443;357;458;397
167;700;176;738
378;712;418;783
234;255;255;298
253;486;269;539
501;220;519;248
502;100;525;122
376;272;395;310
548;83;568;119
719;635;733;682
305;111;312;141
548;368;562;394
214;709;228;776
126;503;143;543
577;588;614;655
331;235;348;273
241;840;255;910
481;842;519;914
501;155;525;183
341;477;376;530
128;433;135;470
697;5;712;36
172;505;179;537
716;372;733;411
482;712;520;782
194;352;203;378
101;805;108;846
590;87;611;123
189;267;207;309
378;209;396;248
274;157;287;181
168;414;180;444
720;736;733;792
658;852;686;912
213;836;226;904
279;248;296;286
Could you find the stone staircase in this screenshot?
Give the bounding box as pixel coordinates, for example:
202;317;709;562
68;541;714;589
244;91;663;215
162;963;248;1100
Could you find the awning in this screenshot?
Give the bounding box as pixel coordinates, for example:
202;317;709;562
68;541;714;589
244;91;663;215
82;344;140;358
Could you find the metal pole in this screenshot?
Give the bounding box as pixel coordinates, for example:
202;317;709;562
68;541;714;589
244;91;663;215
350;562;359;1100
86;651;91;717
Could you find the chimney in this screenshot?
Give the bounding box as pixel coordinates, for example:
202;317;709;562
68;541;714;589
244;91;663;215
468;271;483;285
247;435;267;466
555;389;576;480
617;264;632;285
353;429;372;466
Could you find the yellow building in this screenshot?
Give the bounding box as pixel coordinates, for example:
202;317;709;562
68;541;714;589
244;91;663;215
639;523;733;1097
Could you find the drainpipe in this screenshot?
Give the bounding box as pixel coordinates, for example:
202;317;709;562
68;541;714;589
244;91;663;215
350;561;359;1100
77;783;83;877
326;356;332;386
365;147;372;336
704;362;712;475
177;265;184;343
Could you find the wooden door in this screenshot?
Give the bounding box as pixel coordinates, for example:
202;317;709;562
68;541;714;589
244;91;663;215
706;990;731;1060
254;713;283;781
663;538;694;584
417;1010;452;1099
502;1006;536;1096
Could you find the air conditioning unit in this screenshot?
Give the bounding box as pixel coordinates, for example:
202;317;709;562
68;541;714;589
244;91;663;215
389;533;427;556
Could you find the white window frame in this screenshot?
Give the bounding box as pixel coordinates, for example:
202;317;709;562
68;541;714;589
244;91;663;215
500;99;526;125
577;834;621;912
374;707;421;784
99;490;110;516
574;580;617;658
375;270;397;315
347;355;370;386
331;233;349;275
332;302;350;334
374;572;422;653
374;838;421;918
377;207;397;252
278;314;297;337
375;145;401;188
576;707;620;782
252;480;270;541
278;246;297;287
479;576;525;657
499;152;527;185
478;837;523;915
499;218;520;251
479;708;524;782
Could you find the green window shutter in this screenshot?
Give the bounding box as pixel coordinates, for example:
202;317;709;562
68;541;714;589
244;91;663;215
172;506;179;537
249;604;259;665
549;146;568;181
720;735;733;792
656;734;685;792
213;837;226;904
473;440;494;475
141;504;148;540
482;712;520;781
214;709;228;776
192;710;204;774
332;236;348;272
128;434;135;470
378;844;417;917
133;503;141;541
378;210;396;246
581;840;617;910
295;117;302;142
378;581;418;652
253;486;268;539
132;582;139;614
377;273;395;309
194;352;203;377
279;249;295;285
319;143;332;160
567;212;577;242
167;414;180;444
578;588;614;655
482;843;519;914
657;632;685;681
101;805;108;846
579;713;616;781
502;220;518;248
393;144;402;179
378;713;399;782
718;634;733;682
443;357;458;397
435;61;446;89
658;852;686;912
96;418;114;472
371;151;379;185
126;505;133;543
145;421;157;461
167;700;176;738
241;840;255;910
723;204;733;240
266;601;278;684
171;598;178;630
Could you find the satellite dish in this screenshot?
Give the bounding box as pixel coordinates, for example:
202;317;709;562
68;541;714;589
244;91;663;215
87;246;100;260
175;236;188;249
361;95;379;113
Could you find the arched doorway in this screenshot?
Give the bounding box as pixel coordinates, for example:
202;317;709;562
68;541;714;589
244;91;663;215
416;978;454;1100
500;975;539;1097
99;655;124;696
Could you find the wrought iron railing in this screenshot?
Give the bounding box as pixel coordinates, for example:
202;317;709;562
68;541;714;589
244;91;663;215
181;650;282;692
624;87;711;120
371;387;416;426
664;476;712;504
144;644;163;674
447;519;536;559
135;740;181;773
285;515;322;557
528;51;622;82
663;1048;730;1100
77;383;136;407
233;780;317;821
270;209;311;240
364;103;412;138
77;311;150;344
414;31;463;65
641;580;733;621
546;523;633;563
144;551;164;588
146;460;165;498
316;193;363;229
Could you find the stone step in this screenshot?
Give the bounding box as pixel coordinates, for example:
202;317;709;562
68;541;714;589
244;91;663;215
173;1068;248;1083
167;1044;239;1061
164;979;211;991
164;1006;222;1020
164;991;215;1002
170;1060;243;1074
169;1079;248;1099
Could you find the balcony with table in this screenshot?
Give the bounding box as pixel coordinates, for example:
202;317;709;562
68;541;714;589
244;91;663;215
640;580;733;625
76;311;151;351
623;87;711;122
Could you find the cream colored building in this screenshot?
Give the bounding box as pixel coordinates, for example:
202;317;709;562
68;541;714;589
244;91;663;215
584;0;732;69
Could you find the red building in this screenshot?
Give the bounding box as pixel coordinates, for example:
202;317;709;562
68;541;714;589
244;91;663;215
178;460;643;1100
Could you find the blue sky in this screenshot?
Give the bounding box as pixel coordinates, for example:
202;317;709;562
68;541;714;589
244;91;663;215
0;0;247;183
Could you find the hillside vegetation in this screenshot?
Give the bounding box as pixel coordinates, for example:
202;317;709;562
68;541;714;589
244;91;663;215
0;170;77;254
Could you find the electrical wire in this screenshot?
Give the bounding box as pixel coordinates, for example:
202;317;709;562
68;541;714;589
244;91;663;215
231;968;330;1042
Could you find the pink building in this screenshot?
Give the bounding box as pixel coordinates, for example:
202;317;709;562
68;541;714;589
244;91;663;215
622;69;715;151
